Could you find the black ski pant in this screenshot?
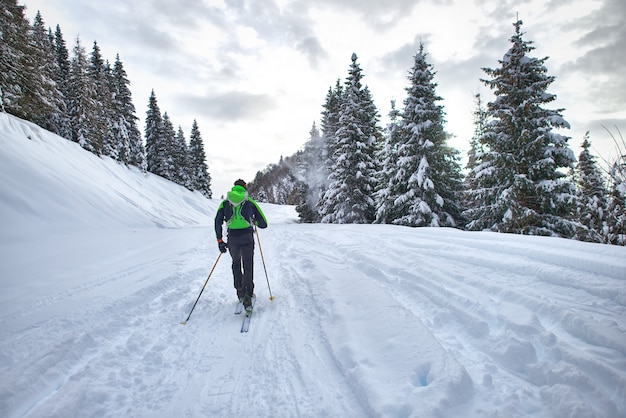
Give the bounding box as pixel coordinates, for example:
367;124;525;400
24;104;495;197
228;232;255;296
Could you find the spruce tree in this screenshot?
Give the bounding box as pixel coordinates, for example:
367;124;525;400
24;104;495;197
574;133;609;243
0;0;29;113
110;54;145;169
314;80;343;217
295;182;317;222
295;122;325;222
606;129;626;245
466;93;489;175
174;126;191;188
29;11;62;132
319;53;382;224
376;45;463;227
52;24;72;140
67;36;99;153
188;120;212;198
88;41;114;157
463;93;490;218
320;80;343;163
145;90;165;175
0;2;47;121
160;112;179;182
375;99;402;223
465;20;577;237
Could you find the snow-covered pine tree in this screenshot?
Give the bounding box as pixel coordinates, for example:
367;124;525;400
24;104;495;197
110;54;145;169
320;79;343;175
463;93;490;218
29;11;63;133
294;181;316;222
375;99;402;223
67;37;100;153
160;112;179;182
377;45;463;227
319;53;382;224
0;0;30;114
466;93;489;175
174;126;191;189
51;24;72;140
465;19;577;237
314;80;343;218
144;90;166;175
88;41;114;158
574;133;609;243
188;120;212;198
295;122;324;222
1;5;52;123
606;128;626;246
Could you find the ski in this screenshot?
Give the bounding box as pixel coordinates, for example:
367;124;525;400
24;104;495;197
241;309;252;332
240;295;256;333
235;301;244;315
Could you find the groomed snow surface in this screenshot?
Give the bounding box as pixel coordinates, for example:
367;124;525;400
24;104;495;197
1;112;625;418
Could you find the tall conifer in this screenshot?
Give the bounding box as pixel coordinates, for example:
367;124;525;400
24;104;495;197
376;45;463;227
188;120;212;198
574;134;608;242
0;0;29;113
110;55;145;168
29;11;62;131
319;53;381;224
465;20;577;237
67;37;99;153
87;41;113;157
606;130;626;245
52;24;72;139
145;90;165;175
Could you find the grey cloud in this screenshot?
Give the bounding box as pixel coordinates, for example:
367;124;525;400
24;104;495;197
437;55;492;89
377;34;434;79
565;0;626;113
313;0;426;30
67;1;247;93
178;91;277;121
224;0;328;68
482;0;533;22
139;0;228;30
69;1;228;52
295;36;327;67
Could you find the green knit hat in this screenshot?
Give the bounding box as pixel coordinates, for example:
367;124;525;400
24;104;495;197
227;184;247;206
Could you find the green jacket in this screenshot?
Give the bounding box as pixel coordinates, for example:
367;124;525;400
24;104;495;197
215;185;268;240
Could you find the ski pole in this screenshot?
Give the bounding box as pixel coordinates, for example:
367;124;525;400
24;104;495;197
254;225;274;301
180;252;223;325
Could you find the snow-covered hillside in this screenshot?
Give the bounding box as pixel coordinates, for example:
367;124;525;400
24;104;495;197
1;112;625;418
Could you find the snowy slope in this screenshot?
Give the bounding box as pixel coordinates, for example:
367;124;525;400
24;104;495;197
1;112;625;418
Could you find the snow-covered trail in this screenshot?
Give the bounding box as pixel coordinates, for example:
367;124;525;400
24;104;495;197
0;222;366;418
1;222;625;417
1;112;625;417
275;224;626;417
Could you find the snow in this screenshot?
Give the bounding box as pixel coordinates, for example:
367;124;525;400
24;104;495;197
1;112;625;417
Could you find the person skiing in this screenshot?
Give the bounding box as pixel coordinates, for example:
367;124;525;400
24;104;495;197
215;179;268;311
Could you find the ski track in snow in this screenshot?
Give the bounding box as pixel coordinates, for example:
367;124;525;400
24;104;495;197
1;220;625;417
273;224;626;417
1;113;626;417
0;225;369;418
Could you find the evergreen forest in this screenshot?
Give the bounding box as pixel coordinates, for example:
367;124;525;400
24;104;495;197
1;1;212;197
1;1;624;245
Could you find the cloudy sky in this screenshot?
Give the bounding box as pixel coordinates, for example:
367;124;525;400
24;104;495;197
22;0;625;196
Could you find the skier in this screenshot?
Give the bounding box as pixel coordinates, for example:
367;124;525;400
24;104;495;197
215;179;268;311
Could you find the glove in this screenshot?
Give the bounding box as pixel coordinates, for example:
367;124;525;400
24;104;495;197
218;239;228;253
